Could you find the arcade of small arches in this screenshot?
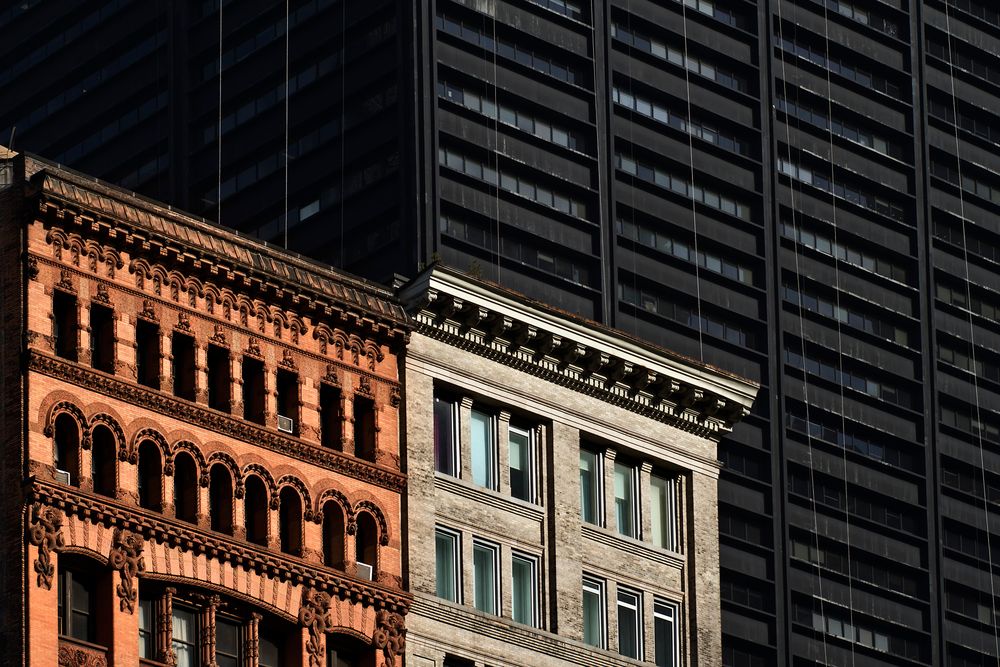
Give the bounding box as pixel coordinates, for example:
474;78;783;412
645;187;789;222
47;403;392;581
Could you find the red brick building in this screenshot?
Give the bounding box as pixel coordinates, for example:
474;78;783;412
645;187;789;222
0;148;410;666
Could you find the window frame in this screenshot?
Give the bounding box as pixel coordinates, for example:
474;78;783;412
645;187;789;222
470;407;498;490
617;587;643;660
510;551;539;627
435;526;462;603
472;539;501;615
508;423;536;503
614;460;640;539
434;394;460;476
579;447;603;525
582;574;607;649
654;598;680;667
650;471;680;551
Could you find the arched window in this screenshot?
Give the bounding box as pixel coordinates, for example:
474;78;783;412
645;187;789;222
53;413;80;487
137;440;163;510
174;452;198;523
322;501;346;569
355;512;378;581
244;476;269;546
278;487;302;556
90;425;117;497
209;464;234;535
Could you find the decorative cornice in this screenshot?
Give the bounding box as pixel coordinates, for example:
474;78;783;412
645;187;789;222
27;479;411;614
29;173;409;350
399;267;758;439
28;350;406;492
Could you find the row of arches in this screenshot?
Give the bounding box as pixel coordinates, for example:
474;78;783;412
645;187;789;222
50;406;388;577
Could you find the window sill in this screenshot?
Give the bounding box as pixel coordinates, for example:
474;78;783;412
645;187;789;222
434;472;545;522
581;523;684;568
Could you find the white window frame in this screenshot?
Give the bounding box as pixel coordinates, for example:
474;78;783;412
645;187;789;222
579;447;604;525
472;539;501;615
433;395;460;477
470;407;498;490
651;472;680;552
654;598;680;667
508;424;536;503
582;575;607;649
617;587;643;660
434;526;462;603
614;460;640;539
510;551;539;627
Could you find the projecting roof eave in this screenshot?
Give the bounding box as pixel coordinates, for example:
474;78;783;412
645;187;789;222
18;151;409;340
399;264;759;439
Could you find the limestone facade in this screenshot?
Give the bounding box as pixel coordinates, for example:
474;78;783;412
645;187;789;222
0;149;410;667
398;266;758;667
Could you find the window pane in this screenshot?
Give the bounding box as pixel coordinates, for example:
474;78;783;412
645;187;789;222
138;598;155;659
435;530;459;602
509;427;531;501
511;555;535;626
172;608;198;667
473;543;497;614
580;450;599;523
434;397;457;475
617;590;641;659
654;602;677;667
651;474;676;550
582;578;604;647
615;462;636;537
259;635;281;667
471;409;494;488
216;619;241;667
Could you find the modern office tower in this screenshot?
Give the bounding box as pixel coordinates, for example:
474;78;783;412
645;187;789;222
398;264;757;667
0;148;410;665
3;1;999;665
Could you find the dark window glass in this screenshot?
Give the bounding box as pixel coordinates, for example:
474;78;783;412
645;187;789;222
136;319;160;388
90;303;115;373
242;357;265;424
53;290;79;361
207;344;231;413
172;334;196;400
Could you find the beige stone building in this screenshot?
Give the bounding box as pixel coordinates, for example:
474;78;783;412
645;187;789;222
398;266;757;667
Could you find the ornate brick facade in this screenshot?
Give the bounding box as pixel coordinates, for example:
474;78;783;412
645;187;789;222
1;149;410;666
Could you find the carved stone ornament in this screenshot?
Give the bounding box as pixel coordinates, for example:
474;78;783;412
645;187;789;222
28;502;65;589
279;349;296;370
357;375;373;397
373;610;406;666
27;256;39;281
210;324;227;345
175;312;191;332
109;527;145;613
140;299;158;321
389;386;401;408
58;645;108;667
56;269;75;292
246;336;262;358
298;588;333;667
323;364;340;386
94;283;111;304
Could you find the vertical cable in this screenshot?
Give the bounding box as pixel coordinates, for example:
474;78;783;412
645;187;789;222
942;3;1000;655
679;2;704;362
774;2;829;662
283;0;290;249
817;4;857;664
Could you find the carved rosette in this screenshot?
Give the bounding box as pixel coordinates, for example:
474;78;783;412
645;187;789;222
28;502;65;589
109;527;145;613
298;588;333;667
372;610;406;665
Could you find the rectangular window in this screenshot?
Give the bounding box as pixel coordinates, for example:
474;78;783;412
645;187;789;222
509;425;534;502
615;461;638;538
320;383;342;449
58;568;95;642
276;368;299;434
580;449;601;524
242;356;266;424
435;528;461;602
511;553;538;627
53;290;79;361
470;408;497;489
135;319;160;389
207;343;231;412
90;303;115;373
654;600;679;667
651;473;679;551
617;588;642;659
215;617;241;667
353;395;376;461
582;575;606;648
172;333;196;400
138;597;155;658
473;541;500;615
434;395;459;476
260;634;281;667
171;606;198;667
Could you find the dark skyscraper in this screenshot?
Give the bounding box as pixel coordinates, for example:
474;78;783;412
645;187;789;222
3;1;999;665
